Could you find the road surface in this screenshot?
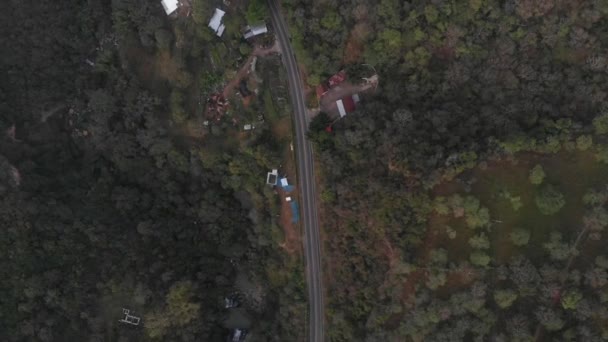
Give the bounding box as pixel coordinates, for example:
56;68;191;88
267;1;325;341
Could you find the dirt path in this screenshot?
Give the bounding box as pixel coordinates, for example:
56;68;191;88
221;41;281;98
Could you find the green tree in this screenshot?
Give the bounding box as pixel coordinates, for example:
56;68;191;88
425;272;447;290
529;164;545;185
170;89;187;123
536;308;564;331
145;310;172;339
246;0;267;23
470;251;491;267
155;28;173;50
494;289;518;309
510;228;531;246
593;112;608;134
166;281;200;326
576;135;593;151
543;232;570;261
466;207;490;229
560;290;583;310
308;113;333;150
468;232;490;249
596;255;608;269
429;248;448;266
535;184;565;215
433;196;450;215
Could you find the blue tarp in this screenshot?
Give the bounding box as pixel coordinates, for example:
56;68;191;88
290;201;300;223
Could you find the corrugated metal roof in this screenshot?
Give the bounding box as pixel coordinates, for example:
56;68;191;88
209;9;226;36
336;99;347;117
161;0;178;15
243;23;268;39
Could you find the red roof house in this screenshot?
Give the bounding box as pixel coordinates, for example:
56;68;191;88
328;70;346;87
316;70;347;100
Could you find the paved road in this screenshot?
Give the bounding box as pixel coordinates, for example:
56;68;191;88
267;1;324;341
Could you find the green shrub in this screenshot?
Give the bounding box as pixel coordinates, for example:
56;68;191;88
593;112;608;134
470;250;491;267
529;164;545;185
561;290;583;310
468;233;490;249
576;135;593;151
494;289;518;309
535;184;565;215
510;228;531;246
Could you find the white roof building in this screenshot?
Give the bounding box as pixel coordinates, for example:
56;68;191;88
209;9;226;37
266;169;278;185
243;23;268;39
280;178;288;187
161;0;179;15
337;99;347;118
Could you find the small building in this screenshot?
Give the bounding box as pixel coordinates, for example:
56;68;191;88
119;308;141;326
209;9;226;37
266;169;278;185
229;329;247;342
243;23;268;39
336;94;360;117
161;0;179;15
280;178;288;187
243;124;255;131
224;296;239;308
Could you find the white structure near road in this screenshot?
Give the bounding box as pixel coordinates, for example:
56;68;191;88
243;23;268;39
161;0;179;15
208;9;226;37
266;169;278;185
280;177;288;187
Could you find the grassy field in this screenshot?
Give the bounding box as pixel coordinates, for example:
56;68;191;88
429;150;608;266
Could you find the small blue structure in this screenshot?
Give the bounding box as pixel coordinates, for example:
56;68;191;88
290;201;300;223
277;176;295;193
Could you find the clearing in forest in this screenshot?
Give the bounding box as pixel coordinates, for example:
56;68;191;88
405;150;608;339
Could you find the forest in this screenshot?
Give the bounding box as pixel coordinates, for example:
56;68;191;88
0;0;304;341
292;0;608;340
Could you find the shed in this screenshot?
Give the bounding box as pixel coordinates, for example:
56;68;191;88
161;0;179;15
243;23;268;39
208;9;226;37
280;178;288;187
266;169;278;185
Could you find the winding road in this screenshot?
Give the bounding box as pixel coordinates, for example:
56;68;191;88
267;1;324;341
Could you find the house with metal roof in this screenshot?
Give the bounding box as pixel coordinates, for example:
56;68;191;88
209;9;226;37
161;0;179;15
243;23;268;39
336;94;360;118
